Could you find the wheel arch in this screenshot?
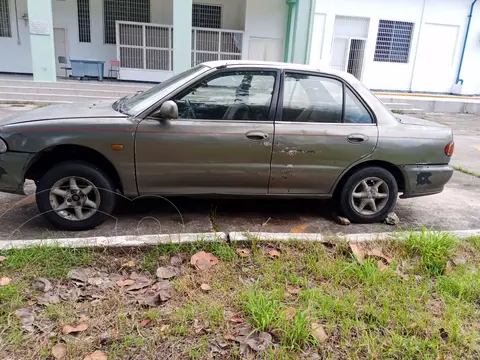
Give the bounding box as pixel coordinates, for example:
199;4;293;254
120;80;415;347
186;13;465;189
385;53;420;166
25;145;123;194
332;160;405;198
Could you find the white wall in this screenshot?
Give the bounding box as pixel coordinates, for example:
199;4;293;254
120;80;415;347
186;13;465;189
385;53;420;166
0;0;32;73
310;0;480;94
244;0;287;59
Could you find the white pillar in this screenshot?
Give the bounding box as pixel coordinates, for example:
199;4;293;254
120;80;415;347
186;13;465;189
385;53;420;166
173;0;193;74
27;0;56;82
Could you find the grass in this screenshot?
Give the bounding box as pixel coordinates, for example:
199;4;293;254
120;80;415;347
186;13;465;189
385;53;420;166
452;165;480;178
1;232;480;359
405;229;458;276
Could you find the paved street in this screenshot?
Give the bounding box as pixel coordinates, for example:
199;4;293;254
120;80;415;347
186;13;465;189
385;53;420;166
0;105;479;240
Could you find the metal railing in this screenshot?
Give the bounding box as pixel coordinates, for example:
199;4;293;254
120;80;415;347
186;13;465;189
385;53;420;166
116;20;243;72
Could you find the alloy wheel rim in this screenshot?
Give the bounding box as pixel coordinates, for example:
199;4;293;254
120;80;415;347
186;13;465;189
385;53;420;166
48;176;101;221
350;177;389;216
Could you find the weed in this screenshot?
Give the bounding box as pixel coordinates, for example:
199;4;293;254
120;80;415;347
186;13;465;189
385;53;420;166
467;236;480;252
452;165;480;178
405;230;458;276
209;205;220;232
437;268;480;303
242;288;282;331
280;309;317;350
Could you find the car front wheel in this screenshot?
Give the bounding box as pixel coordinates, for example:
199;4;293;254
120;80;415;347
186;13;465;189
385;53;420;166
339;167;398;223
36;161;116;231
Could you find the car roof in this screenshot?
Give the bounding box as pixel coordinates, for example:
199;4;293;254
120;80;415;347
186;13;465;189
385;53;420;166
201;60;355;82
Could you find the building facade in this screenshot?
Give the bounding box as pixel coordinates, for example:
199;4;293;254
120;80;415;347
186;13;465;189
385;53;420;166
0;0;478;95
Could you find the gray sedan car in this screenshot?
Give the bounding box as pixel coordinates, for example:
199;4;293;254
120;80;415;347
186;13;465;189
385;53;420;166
0;61;454;231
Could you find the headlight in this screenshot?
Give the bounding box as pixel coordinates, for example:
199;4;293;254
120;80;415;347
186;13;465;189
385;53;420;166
0;138;7;154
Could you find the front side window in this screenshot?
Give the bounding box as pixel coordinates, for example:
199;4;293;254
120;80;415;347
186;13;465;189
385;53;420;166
282;72;373;124
173;70;276;121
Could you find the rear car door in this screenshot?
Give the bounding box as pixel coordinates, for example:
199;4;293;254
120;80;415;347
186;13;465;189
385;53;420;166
135;68;278;195
269;71;378;194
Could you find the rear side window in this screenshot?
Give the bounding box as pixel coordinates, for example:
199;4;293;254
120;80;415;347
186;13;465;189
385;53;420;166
281;72;373;124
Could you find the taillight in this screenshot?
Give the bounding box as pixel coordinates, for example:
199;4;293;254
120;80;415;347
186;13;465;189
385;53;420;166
445;142;454;156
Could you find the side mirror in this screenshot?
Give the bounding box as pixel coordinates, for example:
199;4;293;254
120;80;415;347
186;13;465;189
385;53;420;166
157;100;179;120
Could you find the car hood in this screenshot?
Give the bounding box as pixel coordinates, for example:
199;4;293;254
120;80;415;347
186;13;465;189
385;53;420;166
0;100;126;127
396;114;449;128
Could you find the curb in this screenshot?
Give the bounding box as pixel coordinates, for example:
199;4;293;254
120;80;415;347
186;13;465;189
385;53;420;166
1;229;480;250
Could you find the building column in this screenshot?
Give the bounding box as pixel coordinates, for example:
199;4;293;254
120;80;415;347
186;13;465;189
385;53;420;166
27;0;56;82
173;0;192;75
286;0;316;64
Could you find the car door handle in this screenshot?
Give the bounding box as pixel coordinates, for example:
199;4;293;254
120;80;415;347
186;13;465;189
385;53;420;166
347;133;368;143
245;131;269;141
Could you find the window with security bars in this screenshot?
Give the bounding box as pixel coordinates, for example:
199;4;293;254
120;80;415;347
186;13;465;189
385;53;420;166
374;20;413;63
0;0;11;38
103;0;150;44
192;4;221;29
77;0;91;43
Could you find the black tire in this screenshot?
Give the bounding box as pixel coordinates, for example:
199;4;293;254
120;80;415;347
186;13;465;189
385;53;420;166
36;161;116;231
339;166;398;223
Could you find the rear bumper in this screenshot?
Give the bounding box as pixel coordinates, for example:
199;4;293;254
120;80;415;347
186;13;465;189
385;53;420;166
0;152;33;195
399;164;453;199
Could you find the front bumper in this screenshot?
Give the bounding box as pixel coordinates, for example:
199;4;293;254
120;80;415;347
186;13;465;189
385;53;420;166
400;164;454;199
0;152;34;195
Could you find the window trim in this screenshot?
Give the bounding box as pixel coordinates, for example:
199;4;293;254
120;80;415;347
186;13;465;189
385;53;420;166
144;67;281;123
276;70;377;125
192;3;223;29
0;0;12;38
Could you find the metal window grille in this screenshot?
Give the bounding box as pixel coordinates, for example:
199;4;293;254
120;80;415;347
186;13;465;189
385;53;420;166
374;20;413;63
104;0;150;44
77;0;91;43
0;0;11;38
191;28;242;66
192;4;221;29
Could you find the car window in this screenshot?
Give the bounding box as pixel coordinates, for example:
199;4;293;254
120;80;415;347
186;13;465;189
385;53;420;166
344;87;373;124
282;73;343;123
173;70;276;121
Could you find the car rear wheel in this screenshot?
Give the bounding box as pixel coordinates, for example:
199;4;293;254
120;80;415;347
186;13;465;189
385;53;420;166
339;167;398;223
36;161;116;231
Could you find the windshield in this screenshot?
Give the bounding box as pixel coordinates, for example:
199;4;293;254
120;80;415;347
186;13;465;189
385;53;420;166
119;65;210;116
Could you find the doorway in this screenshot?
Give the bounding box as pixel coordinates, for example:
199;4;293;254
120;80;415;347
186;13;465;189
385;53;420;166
53;28;68;77
330;16;369;80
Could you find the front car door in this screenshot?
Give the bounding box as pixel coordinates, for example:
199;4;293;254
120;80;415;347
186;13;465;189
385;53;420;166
269;71;378;194
135;67;279;195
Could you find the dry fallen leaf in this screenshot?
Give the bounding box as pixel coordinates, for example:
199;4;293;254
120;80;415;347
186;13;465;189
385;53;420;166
284;307;297;321
116;279;135;287
123;260;136;267
286;285;301;294
156;266;178;279
52;343;67;359
170;254;186;266
224;333;237;341
0;277;11;286
83;350;108;360
245;331;272;352
67;269;89;286
160;324;169;332
200;283;212;291
349;243;392;264
37;293;60;305
230;316;245;324
265;248;280;258
33;278;53;292
236;248;251;257
62;323;88;335
0;255;7;262
79;313;89;323
141;318;151;327
15;308;35;332
311;323;328;344
377;260;389;271
190;251;219;271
